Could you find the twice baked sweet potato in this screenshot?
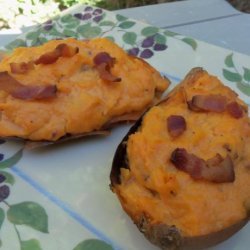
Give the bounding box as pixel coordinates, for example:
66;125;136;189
0;38;169;142
110;68;250;250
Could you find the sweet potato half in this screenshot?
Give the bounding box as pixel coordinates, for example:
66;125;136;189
110;68;250;250
0;38;169;143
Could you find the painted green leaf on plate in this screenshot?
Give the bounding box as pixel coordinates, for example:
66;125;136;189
5;39;27;51
48;28;64;38
7;201;48;233
223;69;242;82
122;32;137;45
155;33;166;44
26;32;39;40
77;24;102;38
21;239;42;250
0;149;23;169
164;30;178;37
118;21;136;29
243;67;250;82
99;21;115;26
182;38;197;50
63;29;77;37
37;37;48;45
65;20;80;29
115;14;128;22
61;14;76;23
0;207;5;230
225;53;234;68
237;82;250;96
141;26;159;36
31;39;39;47
73;239;113;250
0;170;15;185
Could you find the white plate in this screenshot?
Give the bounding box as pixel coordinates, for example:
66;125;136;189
0;4;249;250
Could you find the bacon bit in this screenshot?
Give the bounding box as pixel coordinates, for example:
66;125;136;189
189;95;227;112
35;43;79;65
170;148;235;183
0;71;57;100
93;52;115;67
12;85;57;100
227;101;243;119
10;61;34;74
95;63;121;82
93;52;121;82
56;43;79;57
167;115;186;137
187;100;201;112
35;48;61;65
206;154;235;182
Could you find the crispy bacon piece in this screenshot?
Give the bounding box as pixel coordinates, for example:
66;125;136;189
0;71;57;100
35;43;79;65
167;115;186;137
93;52;115;67
10;61;34;74
35;48;61;65
93;52;121;82
56;43;79;57
95;63;121;82
227;101;243;119
11;85;57;100
170;148;235;183
188;95;227;112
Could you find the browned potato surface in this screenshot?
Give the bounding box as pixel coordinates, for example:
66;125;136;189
111;68;250;250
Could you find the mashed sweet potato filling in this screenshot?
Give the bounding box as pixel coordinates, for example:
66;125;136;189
0;38;169;141
116;71;250;237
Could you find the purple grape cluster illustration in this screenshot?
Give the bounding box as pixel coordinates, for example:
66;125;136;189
0;145;50;250
127;34;168;59
43;19;53;31
6;5;198;61
0;140;9;204
0;174;9;202
74;6;104;23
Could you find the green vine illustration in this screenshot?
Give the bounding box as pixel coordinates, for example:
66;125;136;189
0;145;114;250
4;7;198;60
73;239;113;250
0;148;48;250
223;53;250;96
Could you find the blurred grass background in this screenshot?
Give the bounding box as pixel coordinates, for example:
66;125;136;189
0;0;249;30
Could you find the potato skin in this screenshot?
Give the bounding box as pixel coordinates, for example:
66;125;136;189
110;117;249;250
143;219;249;250
110;68;250;250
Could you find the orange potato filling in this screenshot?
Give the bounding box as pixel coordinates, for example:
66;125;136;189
116;70;250;237
0;38;169;141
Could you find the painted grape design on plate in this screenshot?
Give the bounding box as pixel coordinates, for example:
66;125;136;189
0;144;114;249
74;6;104;23
0;174;10;202
127;31;168;59
3;7;197;61
43;20;53;31
0;145;50;250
